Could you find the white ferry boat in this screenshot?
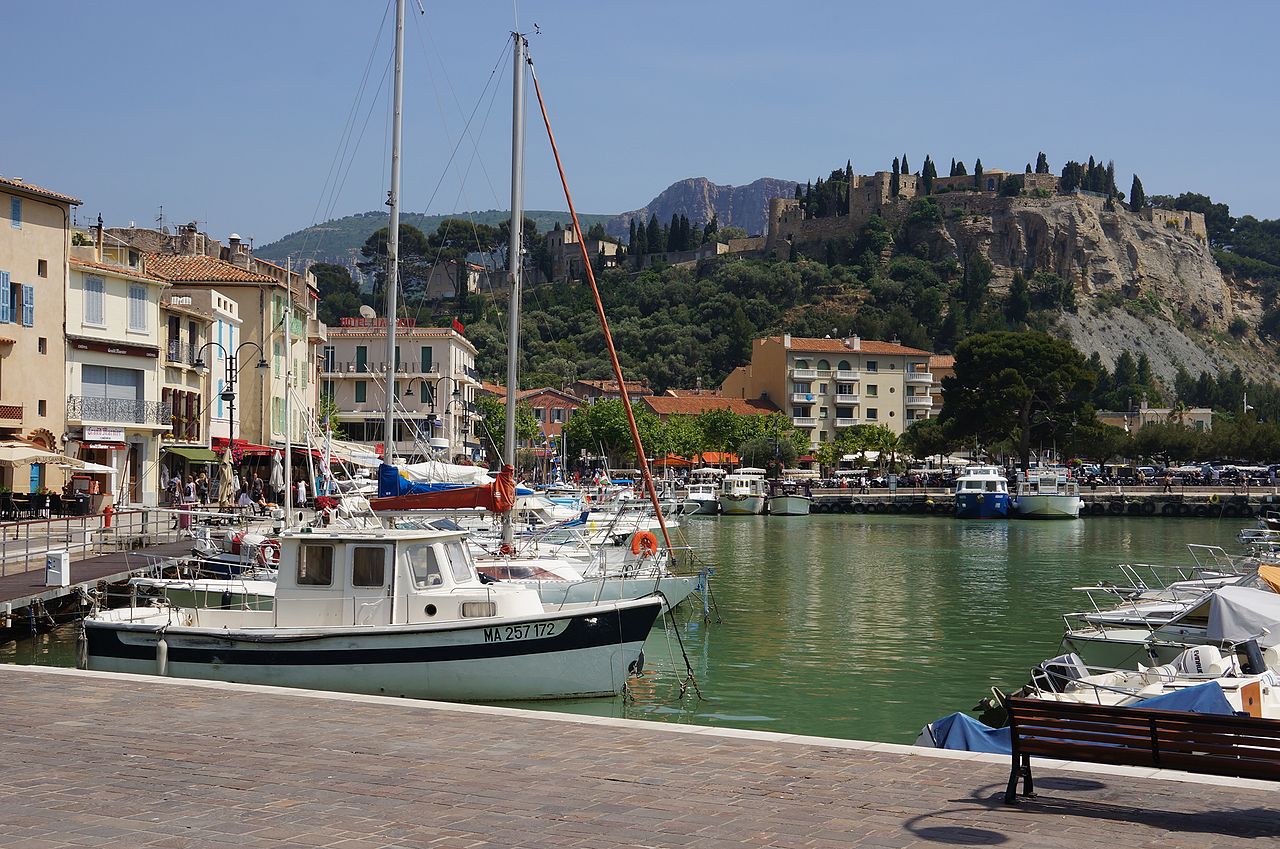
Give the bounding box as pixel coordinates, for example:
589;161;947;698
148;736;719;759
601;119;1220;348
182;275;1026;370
719;467;768;515
1014;468;1082;519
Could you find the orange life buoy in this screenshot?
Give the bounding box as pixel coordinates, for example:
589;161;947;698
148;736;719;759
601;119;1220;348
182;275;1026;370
257;540;281;568
630;530;659;557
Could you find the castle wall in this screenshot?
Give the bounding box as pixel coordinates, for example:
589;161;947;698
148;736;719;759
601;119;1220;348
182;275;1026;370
1142;208;1208;241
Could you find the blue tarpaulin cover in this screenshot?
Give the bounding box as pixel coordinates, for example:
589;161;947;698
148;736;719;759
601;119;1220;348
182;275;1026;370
922;712;1012;754
378;463;533;498
1130;680;1235;715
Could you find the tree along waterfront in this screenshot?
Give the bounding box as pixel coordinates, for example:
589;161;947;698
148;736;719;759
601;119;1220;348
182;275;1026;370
1;515;1243;744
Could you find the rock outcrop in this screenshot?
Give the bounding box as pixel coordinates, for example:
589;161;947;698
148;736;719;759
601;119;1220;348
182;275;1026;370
606;176;798;241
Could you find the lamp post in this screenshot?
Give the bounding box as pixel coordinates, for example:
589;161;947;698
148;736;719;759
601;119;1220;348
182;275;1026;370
402;375;466;457
193;340;269;447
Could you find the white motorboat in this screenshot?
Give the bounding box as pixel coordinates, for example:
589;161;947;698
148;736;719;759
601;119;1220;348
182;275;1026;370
766;478;812;516
682;467;724;515
85;523;663;701
1013;468;1081;519
719;467;768;515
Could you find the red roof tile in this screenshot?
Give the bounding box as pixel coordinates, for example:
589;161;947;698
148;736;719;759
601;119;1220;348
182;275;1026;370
71;257;166;283
767;336;932;356
0;175;81;206
145;254;276;284
665;388;723;397
642;396;779;416
929;354;956;369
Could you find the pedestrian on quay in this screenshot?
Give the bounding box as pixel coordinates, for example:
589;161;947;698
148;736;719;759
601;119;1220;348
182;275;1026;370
1162;472;1173;494
196;471;209;505
178;475;196;532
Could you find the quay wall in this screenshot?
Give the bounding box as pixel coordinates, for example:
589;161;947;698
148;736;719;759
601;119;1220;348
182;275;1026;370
809;489;1279;518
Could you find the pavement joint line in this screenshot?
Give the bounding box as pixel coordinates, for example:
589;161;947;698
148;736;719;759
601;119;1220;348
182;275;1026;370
6;662;1276;793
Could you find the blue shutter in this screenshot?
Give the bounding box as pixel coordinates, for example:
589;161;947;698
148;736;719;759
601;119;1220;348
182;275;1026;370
9;197;20;229
0;271;10;323
22;284;34;327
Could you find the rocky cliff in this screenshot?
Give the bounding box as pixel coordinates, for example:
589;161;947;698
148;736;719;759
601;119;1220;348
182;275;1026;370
606;176;798;241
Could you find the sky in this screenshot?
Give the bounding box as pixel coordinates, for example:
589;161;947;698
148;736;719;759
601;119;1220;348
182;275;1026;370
6;1;1279;245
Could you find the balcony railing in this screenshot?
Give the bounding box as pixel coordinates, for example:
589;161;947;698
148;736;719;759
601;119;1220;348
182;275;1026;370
835;393;860;405
792;416;818;428
835;417;859;428
790;392;817;404
834;369;859;381
790;367;818;379
67;396;172;425
320;361;442;376
905;395;934;407
905;371;933;384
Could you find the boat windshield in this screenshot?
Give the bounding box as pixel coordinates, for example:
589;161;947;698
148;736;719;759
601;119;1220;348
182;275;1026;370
404;543;444;588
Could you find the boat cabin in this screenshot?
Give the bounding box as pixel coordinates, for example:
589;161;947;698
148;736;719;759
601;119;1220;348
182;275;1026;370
953;465;1009;494
272;527;544;628
722;467;768;497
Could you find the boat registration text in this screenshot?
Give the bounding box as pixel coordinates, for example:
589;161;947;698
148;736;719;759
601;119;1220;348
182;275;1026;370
484;622;557;642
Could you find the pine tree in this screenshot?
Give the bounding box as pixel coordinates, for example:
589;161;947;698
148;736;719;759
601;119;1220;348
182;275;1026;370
900;154;909;174
646;214;660;254
889;158;900;199
973;158;984;189
1035;152;1049;174
1129;174;1146;211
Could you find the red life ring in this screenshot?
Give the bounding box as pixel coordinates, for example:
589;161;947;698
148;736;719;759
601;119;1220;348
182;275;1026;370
257;540;281;568
630;531;659;557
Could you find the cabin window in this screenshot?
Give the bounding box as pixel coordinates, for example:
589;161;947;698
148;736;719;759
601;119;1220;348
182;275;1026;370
433;541;473;583
404;543;444;587
297;544;334;586
352;547;386;587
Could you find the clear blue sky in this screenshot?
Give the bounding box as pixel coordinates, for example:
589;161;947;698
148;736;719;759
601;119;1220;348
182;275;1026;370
6;1;1277;244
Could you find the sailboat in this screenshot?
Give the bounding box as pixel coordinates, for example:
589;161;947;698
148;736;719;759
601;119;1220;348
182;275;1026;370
82;11;662;702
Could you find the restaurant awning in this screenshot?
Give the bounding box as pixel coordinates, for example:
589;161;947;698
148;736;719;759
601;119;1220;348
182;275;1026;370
164;446;219;463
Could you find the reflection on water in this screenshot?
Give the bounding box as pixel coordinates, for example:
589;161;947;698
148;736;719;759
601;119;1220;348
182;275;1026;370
0;515;1242;743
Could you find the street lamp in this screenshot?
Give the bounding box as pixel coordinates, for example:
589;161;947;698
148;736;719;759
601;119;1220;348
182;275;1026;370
193;340;269;445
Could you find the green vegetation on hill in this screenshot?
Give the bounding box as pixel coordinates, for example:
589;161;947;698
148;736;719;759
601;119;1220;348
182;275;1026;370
256;209;613;266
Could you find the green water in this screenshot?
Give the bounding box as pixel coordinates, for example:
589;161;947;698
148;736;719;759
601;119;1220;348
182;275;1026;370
0;516;1243;743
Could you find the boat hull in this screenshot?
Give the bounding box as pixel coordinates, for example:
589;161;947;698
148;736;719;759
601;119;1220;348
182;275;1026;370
767;495;811;516
684;496;719;515
954;492;1010;519
85;597;662;702
509;576;696;612
719;495;765;515
1015;494;1082;519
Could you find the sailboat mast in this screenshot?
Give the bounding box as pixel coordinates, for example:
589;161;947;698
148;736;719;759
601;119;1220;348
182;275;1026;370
284;256;293;528
383;0;406;465
503;31;526;549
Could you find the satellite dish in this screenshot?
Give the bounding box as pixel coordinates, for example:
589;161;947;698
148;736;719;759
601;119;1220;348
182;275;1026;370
359;305;377;319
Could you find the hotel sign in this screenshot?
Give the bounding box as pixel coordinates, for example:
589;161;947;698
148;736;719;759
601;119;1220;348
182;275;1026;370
85;426;126;442
69;337;159;359
339;317;417;328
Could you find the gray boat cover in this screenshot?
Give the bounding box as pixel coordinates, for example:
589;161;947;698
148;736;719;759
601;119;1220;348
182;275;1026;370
1206;585;1280;647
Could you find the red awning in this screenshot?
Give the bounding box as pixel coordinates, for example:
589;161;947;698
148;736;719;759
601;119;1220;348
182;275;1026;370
82;442;126;451
213;437;273;456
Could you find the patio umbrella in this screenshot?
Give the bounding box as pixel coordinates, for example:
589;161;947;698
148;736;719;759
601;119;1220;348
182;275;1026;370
0;441;84;468
218;450;236;508
54;460;114;474
270;450;285;498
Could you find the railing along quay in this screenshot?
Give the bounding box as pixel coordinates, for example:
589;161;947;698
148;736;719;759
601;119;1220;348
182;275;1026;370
806;487;1280;517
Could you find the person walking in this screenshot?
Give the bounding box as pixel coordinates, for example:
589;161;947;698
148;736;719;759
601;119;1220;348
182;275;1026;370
178;475;197;532
295;478;307;508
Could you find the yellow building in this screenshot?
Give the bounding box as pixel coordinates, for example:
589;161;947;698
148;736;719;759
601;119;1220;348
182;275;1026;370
0;176;79;493
721;334;937;447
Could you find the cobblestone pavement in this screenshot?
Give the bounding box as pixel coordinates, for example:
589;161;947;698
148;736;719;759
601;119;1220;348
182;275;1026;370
0;666;1275;848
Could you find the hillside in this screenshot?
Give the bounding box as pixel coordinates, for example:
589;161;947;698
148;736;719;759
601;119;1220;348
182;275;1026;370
604;176;798;241
256;209;613;265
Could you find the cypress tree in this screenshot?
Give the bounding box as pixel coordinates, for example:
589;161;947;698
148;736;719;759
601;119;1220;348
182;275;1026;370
901;154;909;174
890;158;900;198
1006;270;1030;325
1026;163;1033;173
704;214;719;244
949;158;957;177
660;223;670;252
1105;161;1117;197
633;219;647;256
922;155;936;194
628;218;637;248
667;213;680;251
973;158;984;189
1129;174;1146;211
954;160;967;177
646;214;660;253
1035;152;1049;174
804;180;813;213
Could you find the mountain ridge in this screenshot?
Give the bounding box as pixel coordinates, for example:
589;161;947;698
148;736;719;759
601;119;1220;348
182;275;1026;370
604;176;798;240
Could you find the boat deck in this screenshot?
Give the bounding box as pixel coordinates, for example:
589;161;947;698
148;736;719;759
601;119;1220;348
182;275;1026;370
0;665;1274;848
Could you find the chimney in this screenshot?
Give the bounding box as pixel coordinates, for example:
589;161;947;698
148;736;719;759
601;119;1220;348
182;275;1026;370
853;335;861;351
94;213;104;262
782;333;791;349
695;376;702;395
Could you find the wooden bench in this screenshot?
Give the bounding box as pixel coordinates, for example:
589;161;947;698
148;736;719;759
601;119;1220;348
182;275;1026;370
1004;696;1280;804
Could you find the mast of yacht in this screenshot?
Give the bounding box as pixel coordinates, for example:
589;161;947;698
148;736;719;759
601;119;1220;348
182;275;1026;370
502;31;526;550
383;0;406;468
284;256;293;527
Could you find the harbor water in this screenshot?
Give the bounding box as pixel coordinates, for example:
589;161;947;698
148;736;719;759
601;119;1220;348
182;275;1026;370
0;515;1243;743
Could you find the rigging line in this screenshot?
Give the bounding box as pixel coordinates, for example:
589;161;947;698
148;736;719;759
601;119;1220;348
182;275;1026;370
526;49;675;553
298;0;394;262
323;55;395;236
410;8;505;209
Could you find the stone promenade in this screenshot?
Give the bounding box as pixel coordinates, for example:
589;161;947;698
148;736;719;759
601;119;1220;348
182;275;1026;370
0;665;1275;848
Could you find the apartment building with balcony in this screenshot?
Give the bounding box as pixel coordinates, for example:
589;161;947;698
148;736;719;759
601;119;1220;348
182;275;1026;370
720;334;937;448
159;293;216;469
66;243;169;506
320;319;480;461
0;176;78;493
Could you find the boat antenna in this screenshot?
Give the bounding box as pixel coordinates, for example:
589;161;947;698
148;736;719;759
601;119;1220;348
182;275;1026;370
525;51;673;552
383;0;406;467
502;31;526;551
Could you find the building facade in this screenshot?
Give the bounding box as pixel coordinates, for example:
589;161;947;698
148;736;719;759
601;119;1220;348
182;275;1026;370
0;176;78;492
720;334;936;447
320;319;480;461
545;227;621;282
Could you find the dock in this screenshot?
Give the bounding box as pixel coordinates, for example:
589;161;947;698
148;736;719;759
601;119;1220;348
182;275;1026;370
0;665;1274;847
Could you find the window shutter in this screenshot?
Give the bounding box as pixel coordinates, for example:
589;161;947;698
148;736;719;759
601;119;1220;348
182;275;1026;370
21;284;34;326
9;197;20;229
0;271;9;323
